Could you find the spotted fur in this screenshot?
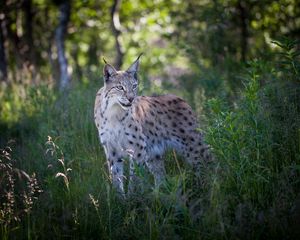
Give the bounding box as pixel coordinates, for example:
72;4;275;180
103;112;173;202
94;56;212;194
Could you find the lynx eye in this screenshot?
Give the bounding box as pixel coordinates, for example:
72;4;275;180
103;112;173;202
132;83;138;89
116;85;124;91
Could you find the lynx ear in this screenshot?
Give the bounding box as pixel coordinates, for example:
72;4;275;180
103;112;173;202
103;63;117;83
126;53;143;80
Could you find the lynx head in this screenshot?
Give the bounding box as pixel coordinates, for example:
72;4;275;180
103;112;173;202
102;55;141;110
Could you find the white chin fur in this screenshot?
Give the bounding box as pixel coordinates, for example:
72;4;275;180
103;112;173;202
118;101;131;109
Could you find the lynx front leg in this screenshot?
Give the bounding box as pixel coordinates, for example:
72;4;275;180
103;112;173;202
104;146;125;194
109;157;125;194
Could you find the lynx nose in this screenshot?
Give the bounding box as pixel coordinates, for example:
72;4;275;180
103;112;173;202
128;96;134;103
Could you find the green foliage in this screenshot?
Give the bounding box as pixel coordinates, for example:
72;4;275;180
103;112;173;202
4;0;299;88
204;40;300;238
1;0;300;238
0;143;41;239
1;39;300;239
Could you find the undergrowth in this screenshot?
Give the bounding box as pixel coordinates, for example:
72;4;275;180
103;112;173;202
0;40;300;239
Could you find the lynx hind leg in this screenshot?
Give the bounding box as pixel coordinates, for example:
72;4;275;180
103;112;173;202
145;155;166;187
182;134;212;175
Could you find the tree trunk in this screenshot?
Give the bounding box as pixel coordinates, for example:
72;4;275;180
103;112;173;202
3;0;23;79
23;0;38;83
23;0;35;65
0;18;7;81
237;0;248;62
111;0;124;69
55;0;71;91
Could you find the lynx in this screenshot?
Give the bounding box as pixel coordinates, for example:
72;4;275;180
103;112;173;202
94;55;212;194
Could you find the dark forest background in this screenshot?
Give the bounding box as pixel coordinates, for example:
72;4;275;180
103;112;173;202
1;0;300;239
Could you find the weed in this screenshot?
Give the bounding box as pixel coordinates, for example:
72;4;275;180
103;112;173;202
0;142;42;239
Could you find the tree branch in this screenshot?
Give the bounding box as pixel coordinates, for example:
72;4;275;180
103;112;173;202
0;18;7;81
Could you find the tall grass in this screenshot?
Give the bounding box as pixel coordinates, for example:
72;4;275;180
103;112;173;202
0;40;300;239
204;40;300;239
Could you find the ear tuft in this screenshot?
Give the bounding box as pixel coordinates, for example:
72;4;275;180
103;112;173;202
103;63;117;82
136;53;143;61
103;57;108;64
126;53;143;79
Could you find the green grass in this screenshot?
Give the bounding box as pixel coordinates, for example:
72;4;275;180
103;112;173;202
1;41;300;239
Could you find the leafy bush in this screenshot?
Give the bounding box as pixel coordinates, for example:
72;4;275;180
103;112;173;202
204;40;300;238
